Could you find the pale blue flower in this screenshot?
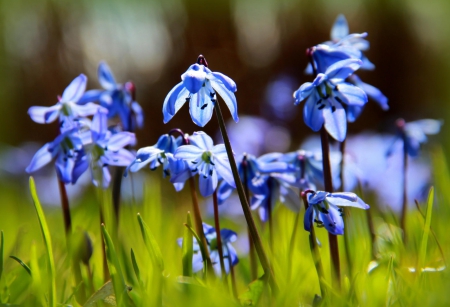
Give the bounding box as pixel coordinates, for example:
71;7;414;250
173;131;235;196
163;56;238;127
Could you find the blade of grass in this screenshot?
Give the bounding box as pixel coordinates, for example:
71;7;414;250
83;280;114;307
137;213;164;272
0;231;3;281
29;176;56;307
9;256;32;276
184;223;208;276
101;224;133;307
417;187;434;274
182;212;193;277
30;242;46;307
130;248;141;285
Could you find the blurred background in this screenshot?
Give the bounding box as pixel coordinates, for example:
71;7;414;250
0;0;449;174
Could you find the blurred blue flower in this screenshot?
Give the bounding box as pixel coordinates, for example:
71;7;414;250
294;59;367;141
125;133;188;191
387;119;443;158
87;110;136;188
173;131;235;196
26;126;88;184
163;56;238;127
80;62;144;131
304;190;369;235
178;223;238;276
28;74;101;125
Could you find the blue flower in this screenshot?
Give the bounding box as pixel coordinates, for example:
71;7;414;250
26;126;88;184
163;55;238;127
28;74;101;125
178;223;239;276
387;119;443;157
80;62;144;131
294;59;368;141
304;191;369;235
173;131;235;197
125;134;188;191
87;110;136;188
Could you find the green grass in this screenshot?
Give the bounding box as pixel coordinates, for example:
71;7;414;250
0;163;449;306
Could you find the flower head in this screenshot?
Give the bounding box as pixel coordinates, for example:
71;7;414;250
163;55;238;127
173;131;235;196
125;133;188;191
28;74;101;126
304;190;369;235
80;62;144;131
178;223;238;276
387;118;443;157
294;59;368;141
86;110;136;188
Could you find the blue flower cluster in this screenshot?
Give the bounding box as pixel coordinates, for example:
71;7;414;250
26;63;142;188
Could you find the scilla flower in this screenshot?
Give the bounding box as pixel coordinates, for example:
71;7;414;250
125;133;188;191
80;62;144;131
28;74;101;125
173;131;235;196
177;223;238;276
304;190;369;235
163;55;238;127
294;59;368;141
387;118;443;157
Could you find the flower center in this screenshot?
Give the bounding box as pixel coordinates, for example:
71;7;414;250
201;151;213;164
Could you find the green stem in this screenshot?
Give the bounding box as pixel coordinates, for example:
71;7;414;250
57;178;72;235
320;127;341;289
213;190;226;277
214;98;277;292
242;154;258;280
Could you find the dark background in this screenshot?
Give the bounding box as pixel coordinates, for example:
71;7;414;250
0;0;448;154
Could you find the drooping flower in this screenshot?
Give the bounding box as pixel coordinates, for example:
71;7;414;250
86;110;136;188
173;131;235;196
125;133;188;191
177;223;239;276
28;74;101;126
294;59;368;141
306;15;388;121
163;55;238;127
26;126;88;184
304;190;369;235
387;118;443;158
80;62;144;131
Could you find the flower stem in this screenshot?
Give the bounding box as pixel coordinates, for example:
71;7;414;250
267;179;274;253
320;127;341;289
213;190;226;278
242;154;258;280
112;166;125;229
400;138;408;241
57;178;72;235
214;98;277;292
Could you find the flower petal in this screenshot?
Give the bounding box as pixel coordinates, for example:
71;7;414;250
210;72;237;92
303;93;324;132
331;14;349;41
213;156;235;188
189;89;213;127
98;62;117;90
26;143;53;173
199;171;217;197
61;74;87;102
323;102;347;142
210;80;239;123
320;206;344;235
78;89;103;105
162;82;187;123
326;59;362;80
174;145;204;161
188;131;214;151
28;105;61;124
304;206;314;232
107;132;136;151
181;64;207;94
55;154;75;183
72;103;103;118
335;83;367;106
